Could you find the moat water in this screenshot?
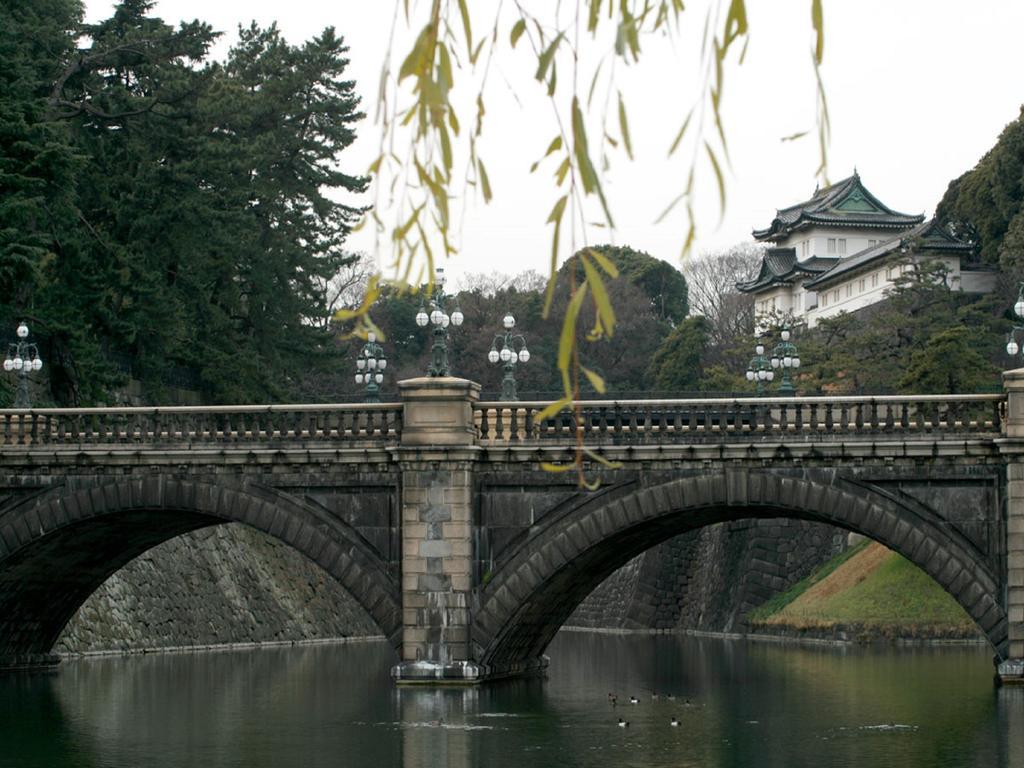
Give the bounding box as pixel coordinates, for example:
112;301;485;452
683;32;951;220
0;633;1019;768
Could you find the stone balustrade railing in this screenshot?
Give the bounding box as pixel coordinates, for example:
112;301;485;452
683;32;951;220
474;394;1006;445
0;404;403;448
0;394;1007;450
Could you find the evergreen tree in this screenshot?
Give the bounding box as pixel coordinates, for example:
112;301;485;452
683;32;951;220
936;106;1024;274
0;1;368;404
565;245;689;325
646;316;710;393
0;0;83;402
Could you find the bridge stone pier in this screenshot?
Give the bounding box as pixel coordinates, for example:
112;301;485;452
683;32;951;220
2;374;1024;684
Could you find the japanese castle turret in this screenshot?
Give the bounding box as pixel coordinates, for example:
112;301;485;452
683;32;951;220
737;172;996;329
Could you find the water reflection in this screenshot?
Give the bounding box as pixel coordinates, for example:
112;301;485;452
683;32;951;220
0;635;1017;768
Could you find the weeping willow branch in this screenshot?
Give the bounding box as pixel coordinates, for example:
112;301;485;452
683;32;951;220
337;0;830;486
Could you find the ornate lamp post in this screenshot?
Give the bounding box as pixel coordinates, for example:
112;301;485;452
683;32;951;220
770;326;802;396
1005;283;1024;359
354;331;387;403
3;321;43;408
746;339;774;396
487;312;530;401
414;267;464;377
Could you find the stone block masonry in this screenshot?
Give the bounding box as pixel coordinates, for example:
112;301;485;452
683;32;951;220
567;519;844;634
393;377;483;683
57;524;379;655
0;377;1014;684
1000;369;1024;679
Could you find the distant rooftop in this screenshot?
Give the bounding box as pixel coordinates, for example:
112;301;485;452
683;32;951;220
804;218;975;290
753;172;925;242
735;248;838;293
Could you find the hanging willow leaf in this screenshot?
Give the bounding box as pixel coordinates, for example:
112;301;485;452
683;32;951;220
369;1;829;488
536;397;571;423
668;106;694;156
544;195;568;315
585;247;620;278
558;282;589;373
617;91;633;160
477;158;493;202
587;57;605;108
587;0;601;33
531;136;564;173
535;32;564;83
456;0;473;58
811;0;825;64
723;0;748;49
333;275;381;322
705;140;726;221
540;461;576;473
510;18;526;48
582;366;607;394
571;97;615;227
581;254;616;338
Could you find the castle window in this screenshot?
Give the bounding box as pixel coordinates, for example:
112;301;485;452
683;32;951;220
845;284;852;298
868;239;877;247
859;278;866;292
871;273;879;287
833;290;839;303
827;238;836;254
838;239;847;254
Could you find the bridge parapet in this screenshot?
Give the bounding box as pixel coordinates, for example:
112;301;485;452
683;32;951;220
0;403;402;449
474;394;1004;445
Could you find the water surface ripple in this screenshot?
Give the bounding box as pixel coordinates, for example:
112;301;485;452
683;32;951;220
0;633;1018;768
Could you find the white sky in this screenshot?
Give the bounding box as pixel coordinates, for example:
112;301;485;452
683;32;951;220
82;1;1024;283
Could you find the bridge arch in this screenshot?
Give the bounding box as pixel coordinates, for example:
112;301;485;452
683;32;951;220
471;468;1008;676
0;477;401;666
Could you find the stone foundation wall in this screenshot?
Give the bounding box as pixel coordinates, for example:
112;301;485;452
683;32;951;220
566;519;846;633
56;524;380;655
57;518;843;654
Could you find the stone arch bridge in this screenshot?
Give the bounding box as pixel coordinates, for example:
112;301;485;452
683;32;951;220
3;373;1024;684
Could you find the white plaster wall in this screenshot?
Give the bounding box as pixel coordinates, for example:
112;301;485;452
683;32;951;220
806;256;964;328
777;228;896;261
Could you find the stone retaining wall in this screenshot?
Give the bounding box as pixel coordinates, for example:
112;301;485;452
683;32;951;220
56;524;379;655
57;518;843;655
567;519;846;633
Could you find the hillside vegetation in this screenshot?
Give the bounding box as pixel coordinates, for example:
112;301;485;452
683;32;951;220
749;541;979;640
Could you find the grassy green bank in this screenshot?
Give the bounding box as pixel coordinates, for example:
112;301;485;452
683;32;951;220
747;540;980;642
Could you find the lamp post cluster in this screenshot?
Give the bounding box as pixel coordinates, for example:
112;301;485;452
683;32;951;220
746;341;774;395
414;268;464;377
770;327;801;395
3;322;43;408
487;312;530;401
1005;284;1024;358
746;326;801;396
354;332;387;403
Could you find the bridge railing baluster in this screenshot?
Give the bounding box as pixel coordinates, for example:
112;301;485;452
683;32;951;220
0;395;1008;454
475;407;486;441
495;405;507;442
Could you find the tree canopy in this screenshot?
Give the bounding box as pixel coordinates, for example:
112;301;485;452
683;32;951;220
936;106;1024;277
0;0;367;405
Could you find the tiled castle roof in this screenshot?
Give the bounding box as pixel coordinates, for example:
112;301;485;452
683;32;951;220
735;248;838;293
752;173;925;242
804;218;975;290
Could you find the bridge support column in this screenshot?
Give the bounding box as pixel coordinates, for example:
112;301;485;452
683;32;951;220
1000;369;1024;684
391;377;482;684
